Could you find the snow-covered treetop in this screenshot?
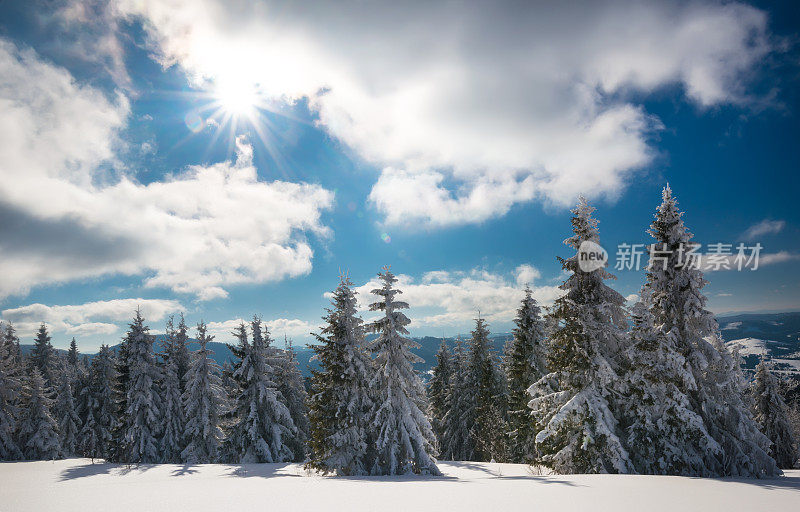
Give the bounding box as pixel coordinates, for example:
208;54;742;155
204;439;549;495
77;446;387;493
369;266;412;338
648;184;692;247
564;196;600;249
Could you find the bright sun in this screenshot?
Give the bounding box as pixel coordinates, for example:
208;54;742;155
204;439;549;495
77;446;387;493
214;80;260;117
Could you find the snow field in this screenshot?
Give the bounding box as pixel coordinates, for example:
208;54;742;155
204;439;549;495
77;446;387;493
1;459;798;512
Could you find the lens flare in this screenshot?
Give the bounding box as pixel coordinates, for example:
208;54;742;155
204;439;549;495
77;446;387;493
184;111;205;133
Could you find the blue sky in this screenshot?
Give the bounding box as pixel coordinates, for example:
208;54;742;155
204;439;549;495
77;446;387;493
0;0;799;351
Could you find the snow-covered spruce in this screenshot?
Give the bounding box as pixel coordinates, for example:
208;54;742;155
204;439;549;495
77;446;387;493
18;368;61;460
159;316;186;463
54;373;81;457
29;323;57;387
528;197;631;474
642;185;778;477
222;318;296;463
174;313;192;394
108;329;132;462
505;287;547;464
307;277;375;475
276;336;311;462
440;337;471;461
79;345;117;460
368;267;440;475
465;318;507;462
427;340;451;451
181;321;224;463
751;360;799;469
0;323;23;460
622;299;719;475
123;309;162;464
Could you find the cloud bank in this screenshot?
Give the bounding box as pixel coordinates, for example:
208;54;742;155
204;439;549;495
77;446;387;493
0;39;333;300
118;0;773;227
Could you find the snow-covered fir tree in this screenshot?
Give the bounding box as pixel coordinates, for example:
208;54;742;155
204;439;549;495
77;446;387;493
641;185;778;477
54;373;81;456
441;337;471;461
2;322;21;363
368;267;440;475
80;345;117;460
427;340;451;450
465;317;506;462
174;313;192;394
182;321;224;463
307;277;375;475
505;287;547;463
109;338;131;462
124;309;162;463
223;318;296;463
18;368;61;460
30;323;57;387
68;338;79;369
751;360;798;469
622;298;719;475
276;336;310;462
0;325;23;460
528;197;631;474
159;316;185;463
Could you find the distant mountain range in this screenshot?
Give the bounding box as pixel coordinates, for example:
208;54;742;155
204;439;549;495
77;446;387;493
20;312;800;380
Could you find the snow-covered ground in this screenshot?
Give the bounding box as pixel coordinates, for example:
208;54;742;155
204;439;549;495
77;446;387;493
1;459;798;511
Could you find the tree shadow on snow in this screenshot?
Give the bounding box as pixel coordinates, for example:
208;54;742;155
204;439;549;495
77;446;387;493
58;460;157;481
440;461;580;485
708;472;800;492
224;463;302;479
171;464;200;477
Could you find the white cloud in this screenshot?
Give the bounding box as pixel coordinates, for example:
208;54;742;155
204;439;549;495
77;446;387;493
625;294;640;304
205;317;318;343
348;267;563;329
760;251;800;266
0;298;182;339
741;219;786;241
515;264;542;287
0;39;334;300
117;0;772;226
701;250;800;271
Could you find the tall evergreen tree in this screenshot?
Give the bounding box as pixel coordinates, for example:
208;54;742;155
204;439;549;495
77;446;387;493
124;309;162;463
174;313;192;394
159;316;185;463
80;345;117;460
427;340;451;450
465;318;506;461
54;374;81;456
18;368;61;460
182;321;224;463
751;361;798;469
622;298;719;475
441;337;470;461
223;318;296;463
307;277;375;475
505;287;547;463
368;267;440;475
3;322;21;363
30;323;57;387
529;197;631;474
109;337;131;462
0;325;23;460
641;185;777;477
67;338;79;368
277;336;310;462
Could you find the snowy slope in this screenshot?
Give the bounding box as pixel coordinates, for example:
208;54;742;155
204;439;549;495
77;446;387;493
1;459;798;512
